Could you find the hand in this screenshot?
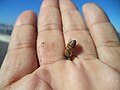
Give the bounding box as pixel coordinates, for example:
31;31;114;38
0;0;120;90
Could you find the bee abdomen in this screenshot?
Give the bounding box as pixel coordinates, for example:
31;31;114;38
64;49;73;59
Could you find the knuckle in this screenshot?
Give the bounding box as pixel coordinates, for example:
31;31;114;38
97;41;120;48
38;23;62;34
8;42;35;52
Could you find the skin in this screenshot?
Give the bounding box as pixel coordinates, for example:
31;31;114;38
0;0;120;90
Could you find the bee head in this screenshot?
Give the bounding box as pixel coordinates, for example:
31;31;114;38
69;40;76;48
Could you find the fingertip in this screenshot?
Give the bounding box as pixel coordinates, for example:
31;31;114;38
82;2;97;11
82;2;109;28
40;0;58;9
15;10;37;26
59;0;77;12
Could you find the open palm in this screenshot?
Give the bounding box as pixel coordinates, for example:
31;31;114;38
0;0;120;90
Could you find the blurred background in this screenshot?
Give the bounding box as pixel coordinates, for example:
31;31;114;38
0;0;120;67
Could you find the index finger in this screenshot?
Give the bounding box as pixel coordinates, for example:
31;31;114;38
0;11;38;88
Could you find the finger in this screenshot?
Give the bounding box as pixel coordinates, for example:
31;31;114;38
37;0;65;65
0;11;38;88
82;3;120;72
59;0;97;60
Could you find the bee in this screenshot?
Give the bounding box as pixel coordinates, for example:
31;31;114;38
64;40;77;60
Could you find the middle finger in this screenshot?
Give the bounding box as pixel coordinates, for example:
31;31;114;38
37;0;65;65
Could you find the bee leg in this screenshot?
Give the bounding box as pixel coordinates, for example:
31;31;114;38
70;50;79;60
69;52;74;60
64;54;69;60
64;52;71;60
72;53;78;58
74;54;78;58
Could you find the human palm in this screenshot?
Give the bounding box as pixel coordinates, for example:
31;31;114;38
0;0;120;90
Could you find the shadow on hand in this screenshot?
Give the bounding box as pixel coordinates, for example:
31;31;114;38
70;44;83;60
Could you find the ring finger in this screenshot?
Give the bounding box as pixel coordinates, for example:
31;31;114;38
59;0;97;61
